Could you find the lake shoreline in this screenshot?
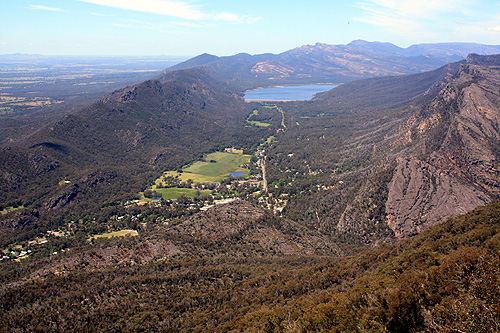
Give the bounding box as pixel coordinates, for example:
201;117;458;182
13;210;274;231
244;84;340;102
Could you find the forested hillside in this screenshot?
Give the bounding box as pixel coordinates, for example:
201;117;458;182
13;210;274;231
1;197;499;332
0;67;272;246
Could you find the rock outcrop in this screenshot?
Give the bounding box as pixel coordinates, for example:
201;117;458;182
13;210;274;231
386;55;500;237
386;157;489;237
170;200;342;256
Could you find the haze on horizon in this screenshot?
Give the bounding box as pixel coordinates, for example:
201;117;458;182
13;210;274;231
2;0;500;57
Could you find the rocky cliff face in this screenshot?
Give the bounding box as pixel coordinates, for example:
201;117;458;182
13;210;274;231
385;55;500;237
386;157;490;237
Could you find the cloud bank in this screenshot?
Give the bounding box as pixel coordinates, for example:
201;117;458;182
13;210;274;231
77;0;259;24
355;0;500;43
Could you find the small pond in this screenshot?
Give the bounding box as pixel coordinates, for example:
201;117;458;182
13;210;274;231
229;171;245;177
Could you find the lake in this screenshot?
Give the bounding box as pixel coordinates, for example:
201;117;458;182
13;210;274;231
244;84;338;101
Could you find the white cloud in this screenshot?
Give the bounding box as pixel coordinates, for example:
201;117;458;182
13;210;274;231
353;0;489;42
78;0;203;20
170;21;207;28
107;19;202;35
28;5;64;12
357;0;468;19
108;23;135;28
77;0;259;24
212;12;260;24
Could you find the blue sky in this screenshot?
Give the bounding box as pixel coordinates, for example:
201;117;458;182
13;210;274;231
2;0;500;56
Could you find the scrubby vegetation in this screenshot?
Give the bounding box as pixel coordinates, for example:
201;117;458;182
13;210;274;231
1;199;499;332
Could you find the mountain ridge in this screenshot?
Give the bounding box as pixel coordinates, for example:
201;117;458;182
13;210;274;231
168;40;500;89
383;54;500;236
258;54;500;242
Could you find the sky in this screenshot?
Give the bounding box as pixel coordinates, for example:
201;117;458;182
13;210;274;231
2;0;500;57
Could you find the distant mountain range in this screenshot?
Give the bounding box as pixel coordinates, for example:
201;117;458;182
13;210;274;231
168;40;500;89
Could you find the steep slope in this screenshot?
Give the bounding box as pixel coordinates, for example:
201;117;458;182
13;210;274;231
386;54;500;236
168;199;341;256
260;63;456;242
0;67;265;238
262;54;500;244
2;195;499;332
23;67;250;167
169;40;500;89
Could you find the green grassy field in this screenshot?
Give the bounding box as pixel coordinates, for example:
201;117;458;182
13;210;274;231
246;109;271;127
90;230;138;240
247;120;271;127
147;188;211;200
183;151;250;180
159;151;251;184
263;136;275;146
0;206;24;215
144;151;252;201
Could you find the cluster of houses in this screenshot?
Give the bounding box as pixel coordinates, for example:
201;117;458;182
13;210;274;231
1;228;72;262
1;247;32;261
228;178;261;188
